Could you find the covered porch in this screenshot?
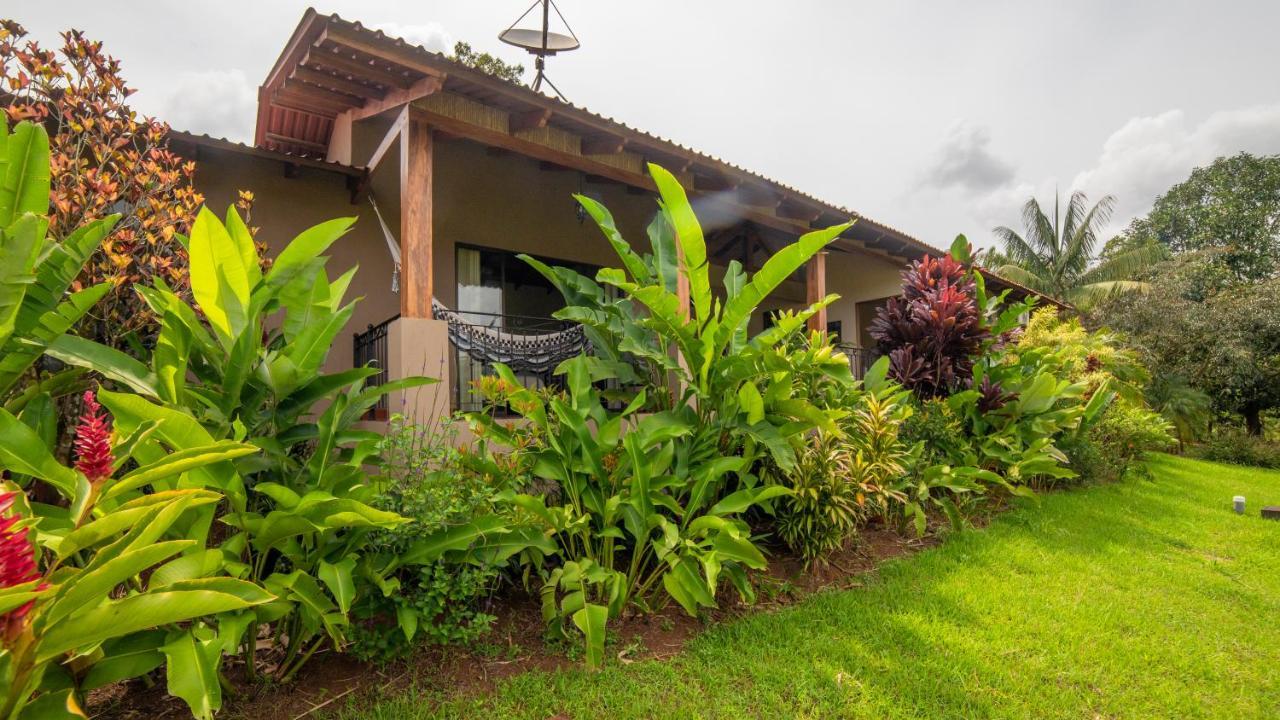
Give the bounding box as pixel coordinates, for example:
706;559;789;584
252;11;980;424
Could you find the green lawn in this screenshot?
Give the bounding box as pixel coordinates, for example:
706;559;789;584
339;455;1280;719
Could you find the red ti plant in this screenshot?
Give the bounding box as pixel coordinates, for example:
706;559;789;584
868;250;991;398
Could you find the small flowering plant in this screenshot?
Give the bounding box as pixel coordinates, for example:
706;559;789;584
0;391;269;719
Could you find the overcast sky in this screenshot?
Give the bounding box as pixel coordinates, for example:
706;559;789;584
14;1;1280;249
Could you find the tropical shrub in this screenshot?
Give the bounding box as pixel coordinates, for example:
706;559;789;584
0;121;120;419
349;415;516;661
1;390;269;719
42;206;433;683
867;242;992;398
773;366;912;563
1193;426;1280;469
464;163;850;665
0;21;230;346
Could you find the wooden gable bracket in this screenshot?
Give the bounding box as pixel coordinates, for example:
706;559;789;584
347;74;444;122
510;108;552;133
581;134;627;155
351;105;409;202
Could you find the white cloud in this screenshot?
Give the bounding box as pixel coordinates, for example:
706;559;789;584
1070;103;1280;236
370;21;453;53
152;68;257;142
922;121;1016;193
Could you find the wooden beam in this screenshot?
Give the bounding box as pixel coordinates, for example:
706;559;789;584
693;173;739;193
348;75;443;122
291;65;386;99
806;251;828;333
400;119;433;317
303;47;411;89
738;183;782;208
263;132;328;153
319;24;448;80
581;135;626;155
273;87;351;115
509;108;552;133
777;200;823;223
280;78;364;108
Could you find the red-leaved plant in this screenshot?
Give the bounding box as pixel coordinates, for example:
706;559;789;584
868;252;992;398
0;492;41;643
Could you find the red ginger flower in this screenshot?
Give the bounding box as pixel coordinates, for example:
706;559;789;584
74;390;114;482
0;491;42;638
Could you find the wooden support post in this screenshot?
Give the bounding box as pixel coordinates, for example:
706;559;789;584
806;251;827;334
400;118;433;318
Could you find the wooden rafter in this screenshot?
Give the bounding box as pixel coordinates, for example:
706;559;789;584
581;135;626;155
302;46;413;89
509;108;552;133
291;65;386;99
280;78;363;108
738;183;782;208
319;24;447;80
777;199;823;223
693;173;740;193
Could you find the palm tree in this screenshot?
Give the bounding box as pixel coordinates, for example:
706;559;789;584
988;192;1165;308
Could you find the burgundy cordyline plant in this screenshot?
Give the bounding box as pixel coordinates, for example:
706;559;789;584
868;252;993;398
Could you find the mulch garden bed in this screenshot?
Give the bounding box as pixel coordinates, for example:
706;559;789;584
91;524;947;720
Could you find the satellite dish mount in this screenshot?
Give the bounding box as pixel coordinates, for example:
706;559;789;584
499;0;580;101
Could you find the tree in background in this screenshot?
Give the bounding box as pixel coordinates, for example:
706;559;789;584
0;21;224;347
1100;252;1280;435
990;192;1165;308
1106;153;1280;282
449;41;525;85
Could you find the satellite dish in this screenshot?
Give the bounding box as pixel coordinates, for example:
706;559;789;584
499;28;580;54
498;0;580;100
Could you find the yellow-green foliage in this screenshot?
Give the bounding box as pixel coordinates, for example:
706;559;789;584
1018;308;1147;399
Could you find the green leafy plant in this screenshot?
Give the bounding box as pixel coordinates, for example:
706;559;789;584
466;163;850;666
0;391;269;719
44;206;433;683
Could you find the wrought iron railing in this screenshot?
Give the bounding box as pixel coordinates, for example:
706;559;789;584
448;310;577;412
838;343;879;379
353;316;395;420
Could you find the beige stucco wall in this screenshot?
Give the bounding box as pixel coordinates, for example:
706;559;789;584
824;249;905;347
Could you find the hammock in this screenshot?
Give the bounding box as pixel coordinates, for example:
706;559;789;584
431;299;590;377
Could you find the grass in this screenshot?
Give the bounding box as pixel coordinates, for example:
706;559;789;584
338;455;1280;719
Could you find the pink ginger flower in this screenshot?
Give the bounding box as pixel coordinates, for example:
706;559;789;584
0;491;42;641
73;390;114;483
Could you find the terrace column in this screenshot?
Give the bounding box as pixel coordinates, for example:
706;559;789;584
400;117;433;318
806;251;828;334
384;116;452;428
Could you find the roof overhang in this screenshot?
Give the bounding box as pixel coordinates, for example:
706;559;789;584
252;9;1058;307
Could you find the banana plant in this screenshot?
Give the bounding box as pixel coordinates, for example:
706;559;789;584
0;392;268;720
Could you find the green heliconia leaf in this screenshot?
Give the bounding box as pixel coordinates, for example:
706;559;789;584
150;550;226;588
80;630;167;691
0;407;78;494
187;207;251;345
318;556;357;614
662;559;716;616
395;604;419;643
0;121;52;227
648;163;711;324
572;603;609;670
263;216;355;292
104;441;259;499
162;630;223;720
44;334;160;398
45;540;194;625
14;688;86;719
949;234;972;263
398;515;510;565
36;577;273;662
710;532;768;570
708;483;791;517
